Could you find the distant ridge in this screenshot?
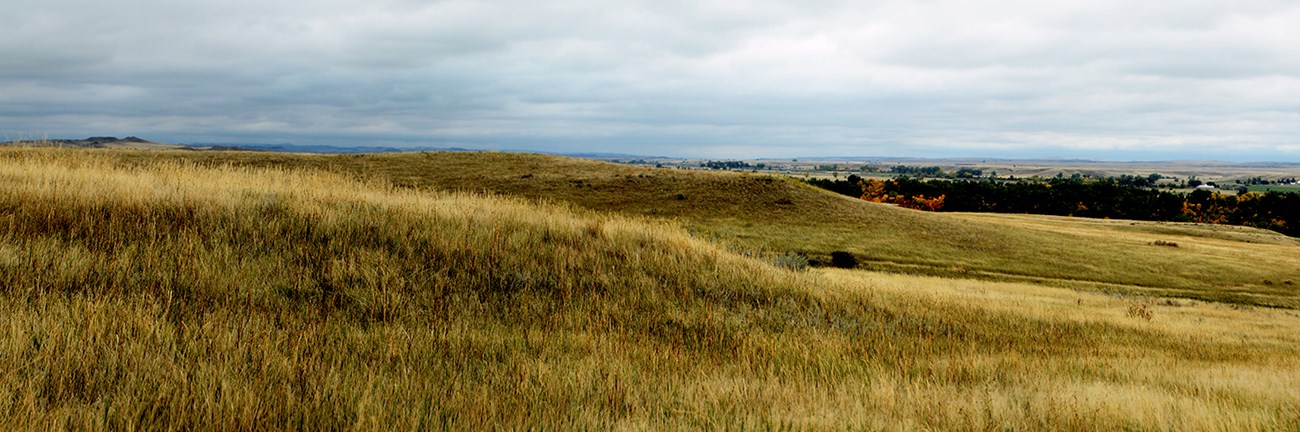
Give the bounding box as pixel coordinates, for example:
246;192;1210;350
189;142;667;159
196;142;473;154
1;137;670;160
0;136;244;151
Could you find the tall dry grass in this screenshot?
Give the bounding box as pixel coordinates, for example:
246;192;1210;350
90;149;1300;307
0;147;1297;430
81;150;1300;307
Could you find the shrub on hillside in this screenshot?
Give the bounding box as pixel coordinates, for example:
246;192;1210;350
830;251;858;269
772;252;809;272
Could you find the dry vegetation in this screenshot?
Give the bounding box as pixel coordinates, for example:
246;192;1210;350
1;147;1298;429
105;150;1299;307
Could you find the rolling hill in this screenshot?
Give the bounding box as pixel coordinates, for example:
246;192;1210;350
1;146;1298;429
105;149;1300;308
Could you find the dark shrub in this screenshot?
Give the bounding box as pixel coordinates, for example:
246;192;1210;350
830;251;858;269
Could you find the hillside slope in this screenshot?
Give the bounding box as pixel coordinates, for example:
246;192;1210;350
2;147;1298;429
107;149;1300;308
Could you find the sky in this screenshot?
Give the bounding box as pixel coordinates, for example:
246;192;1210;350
3;0;1300;161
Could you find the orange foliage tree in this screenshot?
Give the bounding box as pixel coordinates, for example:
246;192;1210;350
859;178;889;202
857;178;945;211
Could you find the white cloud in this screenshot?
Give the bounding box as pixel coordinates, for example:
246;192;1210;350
2;0;1299;160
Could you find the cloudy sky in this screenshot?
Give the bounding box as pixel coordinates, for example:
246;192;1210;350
4;0;1300;160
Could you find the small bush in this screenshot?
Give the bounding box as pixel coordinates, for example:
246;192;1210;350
772;252;809;272
1127;302;1154;321
830;251;858;269
1151;240;1179;247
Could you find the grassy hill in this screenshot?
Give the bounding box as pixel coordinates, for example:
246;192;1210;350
106;150;1300;308
1;146;1298;429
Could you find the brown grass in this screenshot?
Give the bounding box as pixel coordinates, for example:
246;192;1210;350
0;146;1297;429
91;149;1300;307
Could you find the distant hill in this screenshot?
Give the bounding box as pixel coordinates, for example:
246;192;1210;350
191;142;470;154
192;142;667;160
0;136;244;151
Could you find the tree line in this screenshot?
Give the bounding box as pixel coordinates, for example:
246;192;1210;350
700;160;768;170
806;175;1300;237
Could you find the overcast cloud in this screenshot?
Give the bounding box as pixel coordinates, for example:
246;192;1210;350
3;0;1300;160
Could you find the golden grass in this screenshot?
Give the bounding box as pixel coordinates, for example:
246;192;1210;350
818;269;1300;430
87;150;1300;308
0;147;1297;429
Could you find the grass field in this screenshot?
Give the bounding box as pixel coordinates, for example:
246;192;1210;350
2;146;1298;429
99;150;1299;307
1246;184;1300;193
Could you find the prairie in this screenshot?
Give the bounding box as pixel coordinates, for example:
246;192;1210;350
105;150;1300;307
1;147;1297;429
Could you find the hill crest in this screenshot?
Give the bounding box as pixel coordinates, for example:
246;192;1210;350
87;148;1300;307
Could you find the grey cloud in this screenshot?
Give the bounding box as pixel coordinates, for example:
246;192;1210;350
3;0;1300;160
